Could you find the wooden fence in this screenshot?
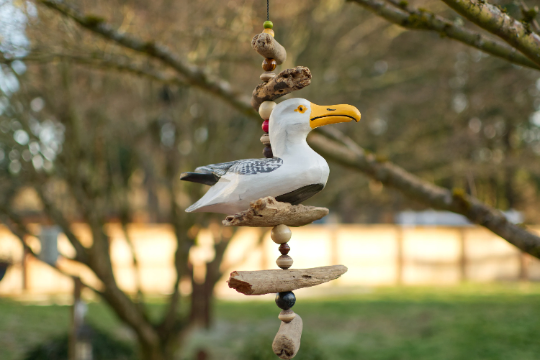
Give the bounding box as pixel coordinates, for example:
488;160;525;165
0;224;539;299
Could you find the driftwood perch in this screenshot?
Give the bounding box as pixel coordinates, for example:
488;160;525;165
251;67;312;111
273;314;303;359
228;265;348;295
251;33;287;65
222;196;328;227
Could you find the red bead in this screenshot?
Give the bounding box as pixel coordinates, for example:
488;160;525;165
279;243;290;255
262;120;269;133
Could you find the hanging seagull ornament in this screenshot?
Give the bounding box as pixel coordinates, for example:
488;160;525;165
180;98;360;214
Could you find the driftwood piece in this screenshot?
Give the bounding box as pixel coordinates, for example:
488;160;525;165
228;265;348;295
251;67;312;111
222;196;328;227
273;314;303;359
251;33;287;65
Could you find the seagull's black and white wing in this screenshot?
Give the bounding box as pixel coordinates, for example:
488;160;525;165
180;158;283;185
180;160;237;185
227;158;283;175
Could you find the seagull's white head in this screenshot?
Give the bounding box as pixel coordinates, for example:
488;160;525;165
269;98;361;157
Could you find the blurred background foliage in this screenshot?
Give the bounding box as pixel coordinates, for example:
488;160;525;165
1;0;540;359
1;0;539;223
3;285;540;360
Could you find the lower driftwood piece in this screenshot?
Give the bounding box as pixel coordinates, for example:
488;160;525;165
222;196;328;227
228;265;348;295
273;314;303;359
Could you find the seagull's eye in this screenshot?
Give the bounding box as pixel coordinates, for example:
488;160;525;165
294;105;307;114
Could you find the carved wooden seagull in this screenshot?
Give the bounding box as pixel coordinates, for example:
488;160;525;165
180;98;361;214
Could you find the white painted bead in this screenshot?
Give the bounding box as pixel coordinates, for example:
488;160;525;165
271;224;291;244
278;310;296;323
276;255;293;269
260;134;271;145
259;101;276;119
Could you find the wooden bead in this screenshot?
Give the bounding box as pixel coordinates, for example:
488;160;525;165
263;28;275;37
278;310;296;323
276;255;293;269
262;58;277;71
279;243;290;255
259;101;276;119
263;145;273;158
260;72;276;82
275;291;296;310
262;119;269;133
260;134;271;145
263;20;273;29
271;224;292;244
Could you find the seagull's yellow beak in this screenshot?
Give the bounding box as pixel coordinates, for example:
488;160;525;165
309;103;361;129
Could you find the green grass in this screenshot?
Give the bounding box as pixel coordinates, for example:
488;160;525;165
2;284;540;360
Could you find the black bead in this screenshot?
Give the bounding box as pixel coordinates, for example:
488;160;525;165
275;291;296;310
263;145;273;158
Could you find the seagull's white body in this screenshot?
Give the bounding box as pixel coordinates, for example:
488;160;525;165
183;98;360;214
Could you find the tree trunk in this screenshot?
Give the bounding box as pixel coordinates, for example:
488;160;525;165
190;281;213;329
139;332;185;360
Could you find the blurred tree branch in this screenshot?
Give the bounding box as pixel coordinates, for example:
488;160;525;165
310;128;540;258
34;0;540;260
519;0;540;35
0;196;99;292
348;0;540;70
0;54;186;85
0;53;184;85
37;0;255;117
440;0;540;67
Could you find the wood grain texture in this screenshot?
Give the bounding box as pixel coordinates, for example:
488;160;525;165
272;314;303;359
251;32;287;65
222;196;328;227
251;67;312;111
227;265;348;295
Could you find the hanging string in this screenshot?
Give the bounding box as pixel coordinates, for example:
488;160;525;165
267;0;269;21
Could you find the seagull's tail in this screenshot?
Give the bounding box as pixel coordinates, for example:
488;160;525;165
185;186;221;213
184;178;229;213
185;201;202;213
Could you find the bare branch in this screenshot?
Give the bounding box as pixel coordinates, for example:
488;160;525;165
37;0;255;117
37;0;540;260
348;0;540;70
440;0;540;67
0;53;184;85
308;132;540;258
519;1;540;35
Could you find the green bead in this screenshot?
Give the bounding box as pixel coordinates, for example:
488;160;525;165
263;21;273;29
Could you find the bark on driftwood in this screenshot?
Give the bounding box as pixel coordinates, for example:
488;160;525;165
222;196;328;227
251;67;312;111
251;33;287;65
273;314;303;359
228;265;348;295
